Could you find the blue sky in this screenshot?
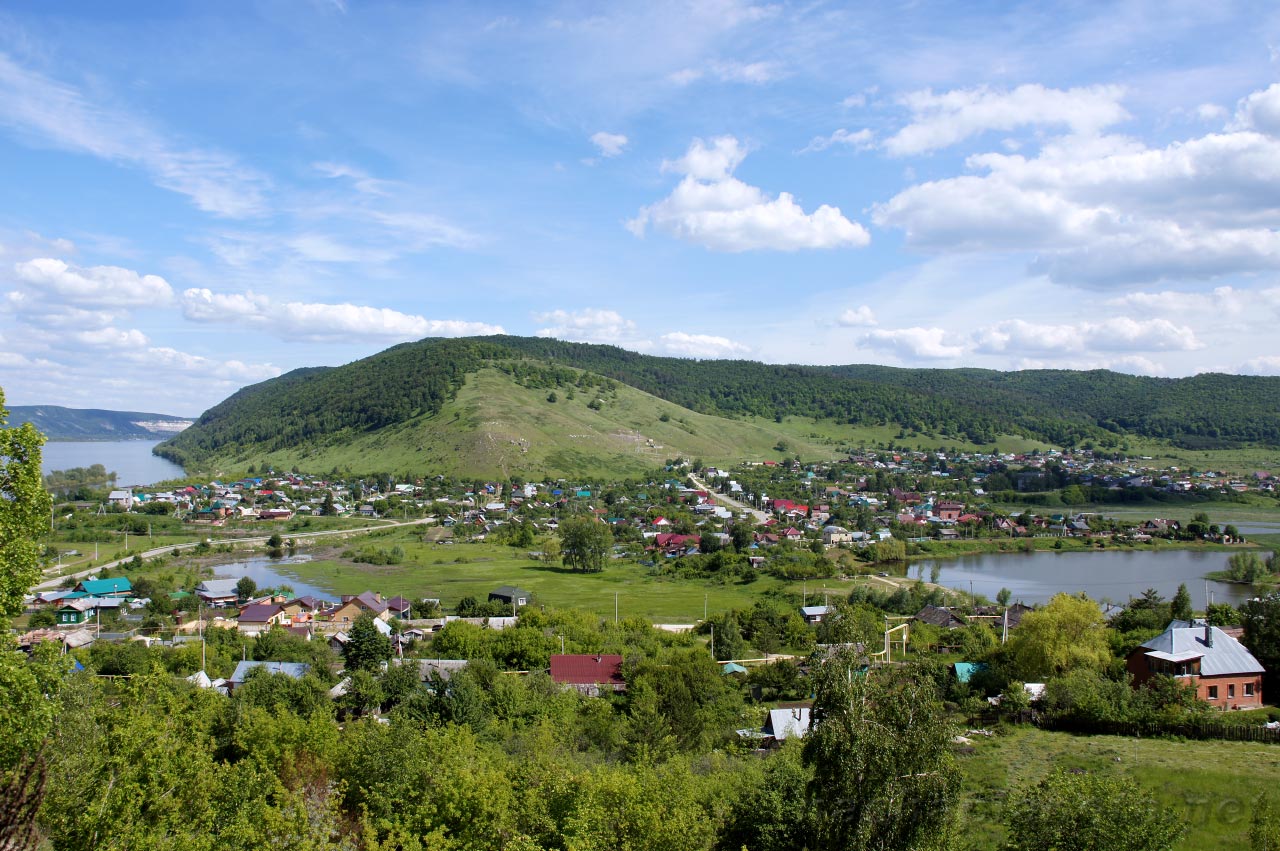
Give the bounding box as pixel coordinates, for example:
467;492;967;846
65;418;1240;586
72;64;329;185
1;1;1279;416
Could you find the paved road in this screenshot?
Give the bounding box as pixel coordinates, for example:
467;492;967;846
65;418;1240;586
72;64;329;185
32;516;437;592
687;473;771;524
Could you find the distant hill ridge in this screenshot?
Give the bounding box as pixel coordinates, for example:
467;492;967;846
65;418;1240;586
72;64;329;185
153;335;1280;475
9;406;193;440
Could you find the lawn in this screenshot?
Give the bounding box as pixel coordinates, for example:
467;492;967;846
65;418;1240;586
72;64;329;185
958;725;1280;850
275;537;826;623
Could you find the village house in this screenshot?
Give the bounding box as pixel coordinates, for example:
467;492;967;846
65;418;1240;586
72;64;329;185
227;660;310;692
1127;620;1265;710
327;591;392;625
488;586;532;608
196;579;241;608
236;603;287;635
549;654;626;697
76;577;133;598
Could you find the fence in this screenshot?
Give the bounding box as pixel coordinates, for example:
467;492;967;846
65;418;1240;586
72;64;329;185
1039;717;1280;744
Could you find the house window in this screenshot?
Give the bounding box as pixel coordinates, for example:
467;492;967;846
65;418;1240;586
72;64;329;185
1228;684;1236;699
1207;685;1219;699
1245;683;1256;697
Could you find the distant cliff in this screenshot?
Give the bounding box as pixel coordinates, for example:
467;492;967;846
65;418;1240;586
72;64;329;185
9;406;193;440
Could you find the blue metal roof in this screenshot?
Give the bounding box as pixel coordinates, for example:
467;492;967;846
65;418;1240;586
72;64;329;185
1140;625;1264;676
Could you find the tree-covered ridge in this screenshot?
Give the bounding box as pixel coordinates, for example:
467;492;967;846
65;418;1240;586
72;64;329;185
7;406;192;440
157;335;1280;469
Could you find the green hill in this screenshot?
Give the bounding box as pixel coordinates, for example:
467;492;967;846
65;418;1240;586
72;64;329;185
155;335;1280;476
9;405;192;440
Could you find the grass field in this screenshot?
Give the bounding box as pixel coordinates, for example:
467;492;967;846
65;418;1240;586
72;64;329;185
270;535;847;622
958;726;1280;850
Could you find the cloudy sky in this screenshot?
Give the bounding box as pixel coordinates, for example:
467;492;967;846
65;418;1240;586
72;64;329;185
2;1;1279;416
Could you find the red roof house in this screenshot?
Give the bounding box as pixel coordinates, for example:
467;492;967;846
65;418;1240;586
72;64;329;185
550;654;626;696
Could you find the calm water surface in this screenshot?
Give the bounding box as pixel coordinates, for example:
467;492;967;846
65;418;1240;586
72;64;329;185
917;549;1254;608
210;555;337;602
42;440;185;487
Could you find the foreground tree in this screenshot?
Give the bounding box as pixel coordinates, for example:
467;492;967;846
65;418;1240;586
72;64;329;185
1005;769;1184;851
803;654;960;851
0;391;51;629
343;613;392;673
559;516;612;573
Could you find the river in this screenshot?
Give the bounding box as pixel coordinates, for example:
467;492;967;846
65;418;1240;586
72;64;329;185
41;439;186;487
915;549;1255;609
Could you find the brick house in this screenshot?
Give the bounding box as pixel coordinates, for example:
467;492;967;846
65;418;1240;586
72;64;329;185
1127;620;1264;710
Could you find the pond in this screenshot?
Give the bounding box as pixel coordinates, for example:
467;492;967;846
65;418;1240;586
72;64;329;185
913;549;1256;609
209;555;338;602
41;439;185;487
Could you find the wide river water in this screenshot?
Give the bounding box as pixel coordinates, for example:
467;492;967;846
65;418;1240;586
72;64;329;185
42;439;186;487
915;549;1254;609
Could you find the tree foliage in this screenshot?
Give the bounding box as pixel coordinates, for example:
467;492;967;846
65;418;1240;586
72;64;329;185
559;517;612;573
1007;593;1112;681
803;656;960;851
343;614;392;673
1004;769;1184;851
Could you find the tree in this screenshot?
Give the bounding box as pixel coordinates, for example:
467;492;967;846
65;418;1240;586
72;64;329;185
1005;769;1184;851
1007;593;1111;680
1205;601;1238;627
344;613;392;673
0;392;51;629
320;491;336;516
997;587;1012;607
1170;583;1193;623
1229;552;1266;583
235;576;258;602
803;656;960;851
559;517;612;573
1241;593;1280;695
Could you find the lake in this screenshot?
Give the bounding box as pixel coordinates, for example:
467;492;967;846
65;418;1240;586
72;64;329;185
42;440;186;487
209;555;338;602
915;549;1255;609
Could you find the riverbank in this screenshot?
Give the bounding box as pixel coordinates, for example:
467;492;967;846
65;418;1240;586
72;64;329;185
902;536;1243;562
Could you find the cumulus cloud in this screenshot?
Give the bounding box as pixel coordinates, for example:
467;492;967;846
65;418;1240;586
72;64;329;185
972;317;1202;355
534;308;645;345
71;326;150;348
589;131;629;157
0;53;268;217
130;346;281;382
657;332;750;358
629;136;869;251
13;258;173;307
861;327;965;360
836;306;877;327
873;82;1280;286
884;83;1130;156
181;287;503;342
800;128;874;154
1108;285;1280;319
1230;83;1280;135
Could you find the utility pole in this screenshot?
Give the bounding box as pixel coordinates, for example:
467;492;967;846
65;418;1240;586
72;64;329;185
710;623;715;659
614;592;618;624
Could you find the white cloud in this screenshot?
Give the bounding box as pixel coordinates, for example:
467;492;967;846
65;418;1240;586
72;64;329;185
1108;285;1280;319
800;128;874;154
589;131;629;157
657;332;749;358
313;161;393;196
836;305;877;327
972;317;1202;355
0;53;268;217
670;59;785;86
861;327;965;360
131;346;281;382
884;84;1130;156
13;258;173;307
533;308;644;345
71;326;149;348
1230;83;1280;135
630;136;870;251
873;83;1280;286
1241;355;1280;376
180;287;503;342
707;59;784;84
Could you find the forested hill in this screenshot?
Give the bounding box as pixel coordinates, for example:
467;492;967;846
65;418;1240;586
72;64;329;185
9;406;193;440
155;335;1280;469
